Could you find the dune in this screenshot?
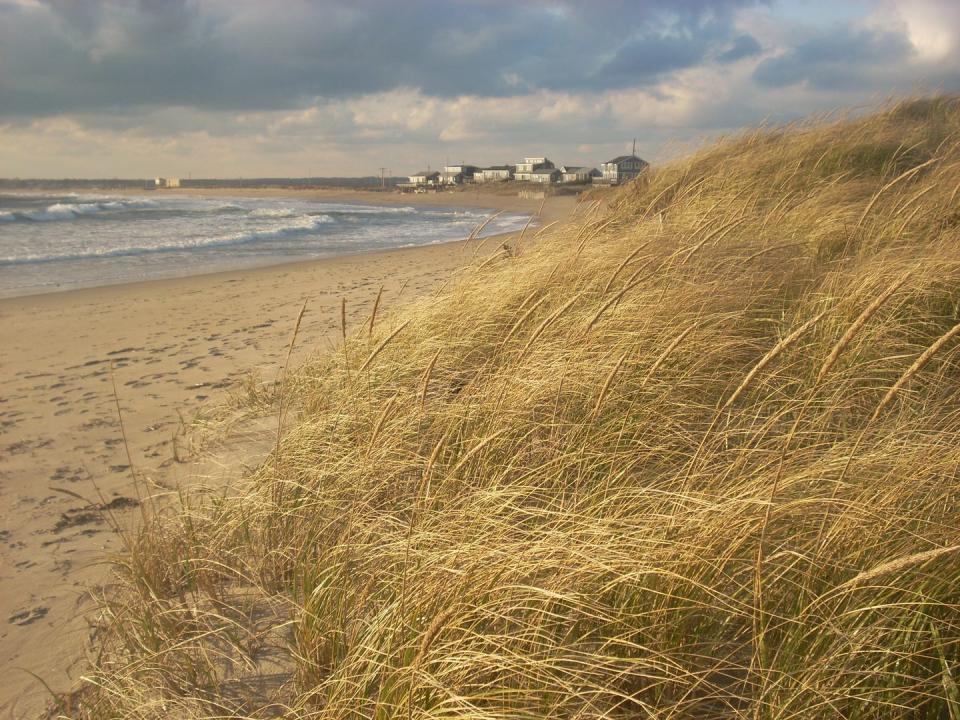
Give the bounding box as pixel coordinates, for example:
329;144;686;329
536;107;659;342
16;97;960;718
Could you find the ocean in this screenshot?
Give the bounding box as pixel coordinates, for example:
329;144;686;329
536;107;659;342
0;192;530;298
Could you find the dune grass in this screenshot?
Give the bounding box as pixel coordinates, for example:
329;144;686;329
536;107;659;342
63;97;960;719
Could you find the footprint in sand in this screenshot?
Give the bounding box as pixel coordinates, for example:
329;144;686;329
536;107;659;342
8;607;48;626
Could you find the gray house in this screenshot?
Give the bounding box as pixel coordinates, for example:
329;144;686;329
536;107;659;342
529;168;561;184
599;155;649;184
561;166;600;184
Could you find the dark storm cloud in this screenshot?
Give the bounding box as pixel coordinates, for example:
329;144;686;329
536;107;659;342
0;0;760;118
753;26;915;90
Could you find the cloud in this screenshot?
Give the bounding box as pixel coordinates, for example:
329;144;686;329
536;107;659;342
753;26;915;90
717;34;763;62
0;0;758;118
2;0;960;177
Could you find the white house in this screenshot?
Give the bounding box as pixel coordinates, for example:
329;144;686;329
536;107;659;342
599;155;648;184
153;177;181;189
475;165;514;183
440;164;479;185
408;170;441;186
561;166;600;183
514;156;555;181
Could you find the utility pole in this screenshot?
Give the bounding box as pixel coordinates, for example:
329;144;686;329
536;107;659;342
632;138;636;157
378;167;388;189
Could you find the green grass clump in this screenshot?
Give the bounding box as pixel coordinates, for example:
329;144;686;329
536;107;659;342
66;97;960;719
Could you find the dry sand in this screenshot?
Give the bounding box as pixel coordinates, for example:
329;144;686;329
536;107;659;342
0;190;577;717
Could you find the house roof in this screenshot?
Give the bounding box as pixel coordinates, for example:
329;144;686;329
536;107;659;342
604;154;648;166
531;168;559;175
411;170;440;177
482;165;514;171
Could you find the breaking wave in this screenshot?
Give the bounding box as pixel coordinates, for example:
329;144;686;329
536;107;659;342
0;213;335;265
250;207;300;218
218;213;335;244
6;199;159;222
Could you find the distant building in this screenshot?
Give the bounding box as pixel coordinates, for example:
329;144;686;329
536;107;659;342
529;168;561;184
475;165;515;183
407;170;441;186
514;156;555;181
440;164;479;185
599;155;648;185
153;177;181;189
561;166;600;184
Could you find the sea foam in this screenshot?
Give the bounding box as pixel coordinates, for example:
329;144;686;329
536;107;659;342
17;199;158;222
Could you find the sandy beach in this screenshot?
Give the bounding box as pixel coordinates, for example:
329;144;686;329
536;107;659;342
0;191;577;717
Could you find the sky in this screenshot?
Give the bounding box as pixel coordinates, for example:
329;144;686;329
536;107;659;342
1;0;959;178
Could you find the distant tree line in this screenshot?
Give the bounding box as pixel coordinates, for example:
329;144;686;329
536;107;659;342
0;177;407;190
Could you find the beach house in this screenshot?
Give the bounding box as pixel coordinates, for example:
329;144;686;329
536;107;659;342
529;167;561;184
407;170;441;186
561;166;600;184
474;165;515;183
440;164;479;185
599;155;649;185
514;156;555;182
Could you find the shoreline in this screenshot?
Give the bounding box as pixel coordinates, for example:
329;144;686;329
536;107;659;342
0;227;510;303
0;191;576;718
93;183;570;212
0;186;573;301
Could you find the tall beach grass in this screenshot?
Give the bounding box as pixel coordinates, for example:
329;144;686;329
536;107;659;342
63;97;960;719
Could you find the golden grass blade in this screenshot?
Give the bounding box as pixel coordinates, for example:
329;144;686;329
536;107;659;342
816;272;911;384
358;320;411;373
856;156;940;228
601;238;656;295
368;285;384;339
834;545;960;592
640;321;699;388
519;292;584;360
722;308;829;410
868;319;960;424
591;352;627;420
419;348;442;411
275;299;308;472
